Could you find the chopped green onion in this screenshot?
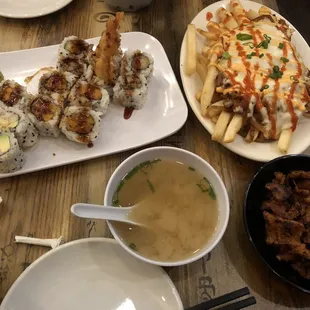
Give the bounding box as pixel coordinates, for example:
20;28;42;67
278;42;284;49
222;51;231;59
246;52;256;59
188;167;196;171
0;72;3;83
280;57;289;63
129;243;137;251
257;34;271;49
243;42;254;49
236;33;253;41
260;84;269;91
147;179;155;193
269;65;283;80
259;53;264;58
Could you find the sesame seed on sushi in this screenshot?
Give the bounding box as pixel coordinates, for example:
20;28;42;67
67;79;109;115
28;95;62;138
113;74;148;110
60;106;102;145
0;106;38;148
0;80;30;111
0;131;25;173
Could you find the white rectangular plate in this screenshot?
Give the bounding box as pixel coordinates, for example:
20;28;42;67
0;32;188;178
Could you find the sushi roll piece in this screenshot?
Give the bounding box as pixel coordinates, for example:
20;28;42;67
38;70;77;102
57;55;93;81
122;50;154;81
59;36;93;62
113;74;148;110
0;80;30;110
67;79;109;115
28;95;62;138
60;106;102;145
0;131;25;173
0;106;38;148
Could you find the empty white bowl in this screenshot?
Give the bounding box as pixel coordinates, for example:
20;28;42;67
104;147;230;266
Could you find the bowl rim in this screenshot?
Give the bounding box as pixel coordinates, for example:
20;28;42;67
243;154;310;294
104;146;230;267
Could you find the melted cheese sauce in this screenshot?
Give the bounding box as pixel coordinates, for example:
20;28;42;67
217;20;310;138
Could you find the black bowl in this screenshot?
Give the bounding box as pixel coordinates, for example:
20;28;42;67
244;154;310;293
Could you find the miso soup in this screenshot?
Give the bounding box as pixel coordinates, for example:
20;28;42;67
112;159;219;262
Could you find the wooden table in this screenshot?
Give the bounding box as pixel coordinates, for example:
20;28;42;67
1;0;310;308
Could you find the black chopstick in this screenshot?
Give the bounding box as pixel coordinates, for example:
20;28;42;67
185;287;253;310
219;296;257;310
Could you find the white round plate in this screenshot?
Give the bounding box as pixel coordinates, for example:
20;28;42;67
0;0;73;18
180;0;310;162
1;238;183;310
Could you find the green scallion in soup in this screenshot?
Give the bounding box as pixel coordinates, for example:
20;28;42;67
112;159;219;262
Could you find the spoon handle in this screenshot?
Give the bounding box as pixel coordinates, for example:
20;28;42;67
71;203;131;222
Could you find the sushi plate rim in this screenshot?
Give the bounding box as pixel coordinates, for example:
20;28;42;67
0;32;188;179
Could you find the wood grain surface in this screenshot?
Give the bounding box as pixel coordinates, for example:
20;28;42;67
1;0;310;309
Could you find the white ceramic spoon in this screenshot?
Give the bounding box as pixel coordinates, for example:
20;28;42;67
71;203;142;226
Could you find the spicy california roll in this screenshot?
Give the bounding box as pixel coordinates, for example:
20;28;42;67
0;131;25;173
28;95;62;138
67;79;109;115
0;80;30;111
59;106;102;145
0;106;38;148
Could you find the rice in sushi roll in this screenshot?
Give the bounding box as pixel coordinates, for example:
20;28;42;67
57;55;93;81
38;70;77;103
113;74;148;110
67;79;109;115
0;106;38;148
59;36;93;62
0;80;29;111
0;131;25;173
28;95;62;138
60;106;102;145
122;50;154;81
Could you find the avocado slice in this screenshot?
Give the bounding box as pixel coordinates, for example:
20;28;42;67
0;113;19;129
0;134;10;155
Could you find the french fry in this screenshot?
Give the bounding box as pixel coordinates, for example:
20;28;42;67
207;100;225;117
230;0;250;26
197;53;209;67
211;115;220;123
216;7;238;30
202;46;210;57
207;21;221;34
278;128;293;153
206;40;217;47
186;24;196;75
196;61;207;82
223;114;243;143
212;111;232;142
195;90;202;102
259;6;271;16
201;53;218;116
197;29;219;41
245;126;259;143
246;9;259;20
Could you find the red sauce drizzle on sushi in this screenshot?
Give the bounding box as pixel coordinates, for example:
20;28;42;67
124;107;134;120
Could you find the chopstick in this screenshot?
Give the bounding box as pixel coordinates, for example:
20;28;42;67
185;287;256;310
